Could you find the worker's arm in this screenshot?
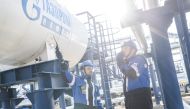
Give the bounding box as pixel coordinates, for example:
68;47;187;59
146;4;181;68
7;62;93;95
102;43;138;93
116;52;126;70
64;71;76;87
116;53;139;79
61;61;76;87
123;55;148;79
121;64;140;79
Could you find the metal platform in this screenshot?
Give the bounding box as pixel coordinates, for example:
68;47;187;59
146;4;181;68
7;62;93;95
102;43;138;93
0;59;69;109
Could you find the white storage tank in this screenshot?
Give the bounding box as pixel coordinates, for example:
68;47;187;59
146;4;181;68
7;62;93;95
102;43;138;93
0;0;89;68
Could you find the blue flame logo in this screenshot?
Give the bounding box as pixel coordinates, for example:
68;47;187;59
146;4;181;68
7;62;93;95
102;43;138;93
22;0;41;20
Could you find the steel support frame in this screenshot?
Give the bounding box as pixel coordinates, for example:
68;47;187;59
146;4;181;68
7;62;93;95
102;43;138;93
151;44;167;109
150;18;184;109
77;12;113;109
0;88;23;109
174;0;190;84
120;0;190;108
0;60;68;109
96;23;113;109
148;62;161;105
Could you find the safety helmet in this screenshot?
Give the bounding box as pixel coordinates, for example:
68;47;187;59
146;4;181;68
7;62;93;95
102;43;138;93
80;60;94;70
121;40;137;50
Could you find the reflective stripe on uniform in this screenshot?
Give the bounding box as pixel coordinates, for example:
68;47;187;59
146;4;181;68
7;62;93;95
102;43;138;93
97;96;101;100
131;63;140;77
92;82;95;106
85;80;89;105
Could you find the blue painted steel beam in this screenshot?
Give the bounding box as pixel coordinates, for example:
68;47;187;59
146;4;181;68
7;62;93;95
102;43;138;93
0;60;61;86
149;62;161;105
0;88;23;109
174;0;190;84
121;0;190;28
100;57;112;109
59;94;66;109
96;23;113;109
99;25;113;109
0;60;69;109
151;31;184;109
25;70;68;109
27;88;64;109
151;45;167;109
121;1;188;108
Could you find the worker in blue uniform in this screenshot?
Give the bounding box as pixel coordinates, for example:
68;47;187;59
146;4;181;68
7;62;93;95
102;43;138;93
116;41;153;109
62;60;102;109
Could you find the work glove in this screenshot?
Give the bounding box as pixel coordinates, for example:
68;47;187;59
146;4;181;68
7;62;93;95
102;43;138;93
61;60;69;71
116;52;126;69
121;64;138;80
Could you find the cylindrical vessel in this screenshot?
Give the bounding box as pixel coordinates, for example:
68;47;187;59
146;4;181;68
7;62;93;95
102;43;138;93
0;0;89;68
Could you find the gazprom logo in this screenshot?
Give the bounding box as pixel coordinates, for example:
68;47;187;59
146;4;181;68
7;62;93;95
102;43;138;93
22;0;41;21
21;0;71;36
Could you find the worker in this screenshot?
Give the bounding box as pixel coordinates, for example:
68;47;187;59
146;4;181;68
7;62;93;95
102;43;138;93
116;41;153;109
62;60;102;109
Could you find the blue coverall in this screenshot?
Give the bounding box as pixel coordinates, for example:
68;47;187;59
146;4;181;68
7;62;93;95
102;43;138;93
122;55;150;91
117;53;153;109
65;71;102;109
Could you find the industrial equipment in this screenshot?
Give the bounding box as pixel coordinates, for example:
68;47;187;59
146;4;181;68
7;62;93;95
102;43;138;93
0;0;89;109
0;0;89;68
